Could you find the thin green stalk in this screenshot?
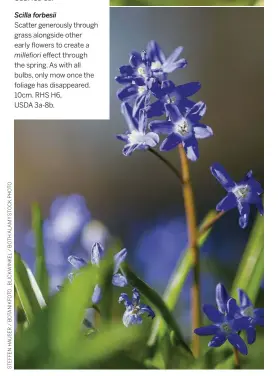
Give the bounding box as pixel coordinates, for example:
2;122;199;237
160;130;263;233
178;144;201;357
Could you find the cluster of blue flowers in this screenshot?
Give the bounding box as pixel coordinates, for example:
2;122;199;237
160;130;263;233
114;40;264;353
66;242;155;327
115;40;264;228
194;283;264;355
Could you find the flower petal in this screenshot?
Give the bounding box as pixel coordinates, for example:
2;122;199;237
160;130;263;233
194;325;218;336
149;120;174;134
255;316;264;327
132;288;140;306
139;304;155;319
163;58;187;73
91;242;105;266
160;133;182;152
114;248;128;273
121;102;138;132
133;93;148;119
246;326;256;345
232;317;250;331
210;163;236;191
117;85;138;102
254;308;264;317
237;288;252;308
203;304;224;323
176;82;201;97
138;109;148;133
92;284;102;304
194;124;213;139
68;272;74;283
216;283;230;314
227;298;240;319
146;40;166;64
165;103;183;124
122;143;140;156
227;334;248;355
184;138;199;162
238;203;250;229
208;334;226;348
116;133;129;142
144;132;160;147
119;293;132;308
129;51;142;67
187;101;207;122
146;100;165;118
68;255;87;269
216;192;237;212
256;200;264;216
112;273;128;287
123;310;143;327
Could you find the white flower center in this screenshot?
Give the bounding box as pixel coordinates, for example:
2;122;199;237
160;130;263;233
166;95;176;104
151;61;162;71
137;65;147;78
220;321;232;334
128;130;146;144
233;185;250;200
177;120;190;136
241;306;254;318
132;305;141;314
138;86;146;95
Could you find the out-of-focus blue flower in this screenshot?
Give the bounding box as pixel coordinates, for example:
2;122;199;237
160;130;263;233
194;298;249;355
210;163;263;229
119;288;155;327
237;288;264;345
146;80;201;118
67;242;128;304
117;103;159;156
81;220;110;254
115;40;187;86
150;102;213;161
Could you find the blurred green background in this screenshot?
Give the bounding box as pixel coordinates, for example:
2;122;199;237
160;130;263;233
15;6;264;369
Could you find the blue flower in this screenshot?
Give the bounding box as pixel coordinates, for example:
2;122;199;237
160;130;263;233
210;163;263;228
150;102;213;161
117;103;159;156
115;41;187;86
146;80;201;118
237;289;264;345
146;40;187;78
194;298;249;355
68;242;128;304
119;288;155;327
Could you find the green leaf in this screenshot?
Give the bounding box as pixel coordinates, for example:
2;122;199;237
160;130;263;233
32;203;49;300
121;263;193;358
231;213;264;302
148;210;217;348
14;252;42;324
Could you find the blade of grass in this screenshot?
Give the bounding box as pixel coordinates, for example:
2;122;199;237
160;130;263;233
14;252;42;324
32;203;49;300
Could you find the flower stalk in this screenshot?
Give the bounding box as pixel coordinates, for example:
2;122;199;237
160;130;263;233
178;144;201;358
233;347;240;369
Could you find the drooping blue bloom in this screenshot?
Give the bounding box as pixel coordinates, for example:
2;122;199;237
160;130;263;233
117;103;159;156
67;242;128;304
194;298;250;355
210;163;263;229
119;288;155;327
150;102;213;161
146;80;201;118
115;40;187;86
237;288;264;345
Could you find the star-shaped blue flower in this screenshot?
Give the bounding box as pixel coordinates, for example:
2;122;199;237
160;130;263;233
149;102;213;161
210;163;263;228
146;80;201;118
194;298;250;355
117;103;159;156
115;41;186;86
237;289;264;345
119;288;155;327
214;283;264;345
68;242;128;304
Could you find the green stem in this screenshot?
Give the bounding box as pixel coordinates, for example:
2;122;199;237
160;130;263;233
178;144;201;357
